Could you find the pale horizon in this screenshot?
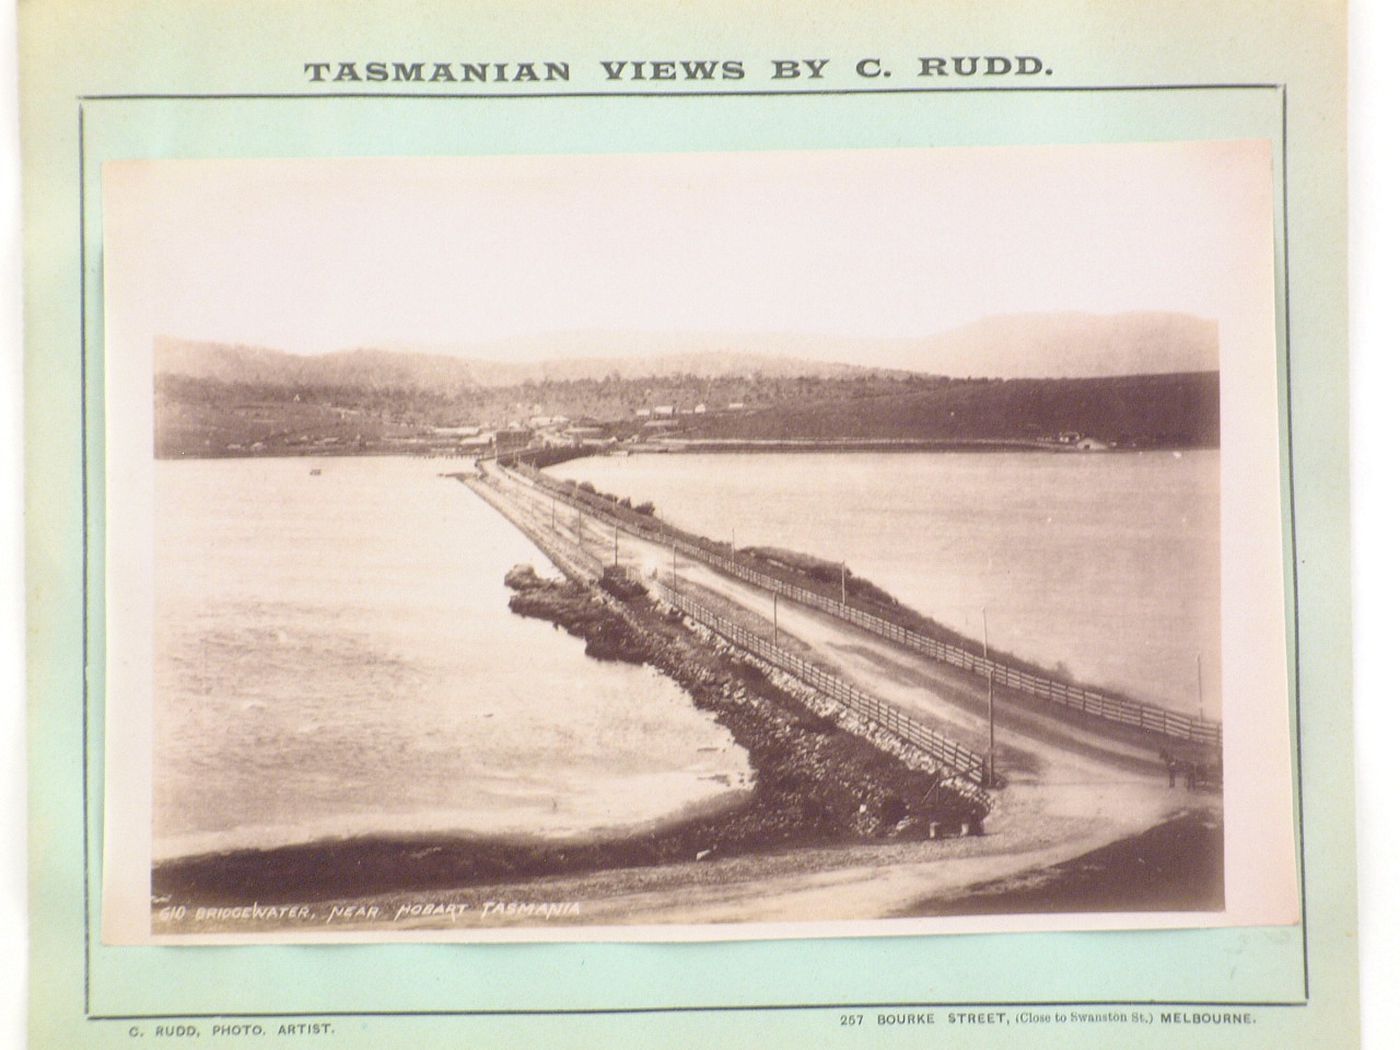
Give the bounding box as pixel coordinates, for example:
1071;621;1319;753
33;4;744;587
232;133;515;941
156;307;1220;367
107;142;1268;368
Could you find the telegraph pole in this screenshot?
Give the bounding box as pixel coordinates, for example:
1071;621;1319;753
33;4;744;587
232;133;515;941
841;563;847;605
773;592;779;645
672;543;678;587
1196;652;1205;723
983;607;996;785
613;524;619;567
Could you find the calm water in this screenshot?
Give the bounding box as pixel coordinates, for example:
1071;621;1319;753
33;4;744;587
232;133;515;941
547;451;1220;716
154;456;750;860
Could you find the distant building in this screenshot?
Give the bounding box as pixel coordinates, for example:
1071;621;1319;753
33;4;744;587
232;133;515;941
635;408;652;418
694;403;708;414
727;401;746;411
493;427;533;453
433;424;482;437
652;405;675;417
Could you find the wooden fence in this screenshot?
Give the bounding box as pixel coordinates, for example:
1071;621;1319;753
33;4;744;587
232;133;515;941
653;580;993;804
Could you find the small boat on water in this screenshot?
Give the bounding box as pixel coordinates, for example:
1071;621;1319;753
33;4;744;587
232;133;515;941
309;468;323;476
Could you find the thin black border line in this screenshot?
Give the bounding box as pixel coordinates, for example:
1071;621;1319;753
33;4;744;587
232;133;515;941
75;81;1308;1023
87;1000;1307;1024
78;101;92;1020
1280;83;1308;1000
75;83;1282;102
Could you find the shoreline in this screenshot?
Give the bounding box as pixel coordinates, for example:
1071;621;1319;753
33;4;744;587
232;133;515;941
620;438;1210;455
153;564;986;909
151;440;1218;463
149;785;758;868
151;803;1222;934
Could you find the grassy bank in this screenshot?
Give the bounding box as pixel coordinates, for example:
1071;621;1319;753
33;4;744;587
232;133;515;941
899;809;1224;915
674;372;1220;449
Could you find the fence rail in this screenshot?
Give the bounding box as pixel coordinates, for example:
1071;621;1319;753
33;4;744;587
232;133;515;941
496;461;1221;750
654;580;992;806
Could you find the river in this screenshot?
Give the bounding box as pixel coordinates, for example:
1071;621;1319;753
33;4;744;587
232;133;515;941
546;450;1220;716
153;456;751;860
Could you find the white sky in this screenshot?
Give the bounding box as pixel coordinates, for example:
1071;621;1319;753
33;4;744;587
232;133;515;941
104;141;1273;358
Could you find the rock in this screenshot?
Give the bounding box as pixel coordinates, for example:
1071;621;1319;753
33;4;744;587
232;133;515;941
892;815;922;839
504;564;543;591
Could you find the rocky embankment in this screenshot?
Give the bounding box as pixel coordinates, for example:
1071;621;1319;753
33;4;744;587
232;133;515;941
504;564;651;662
504;563;984;848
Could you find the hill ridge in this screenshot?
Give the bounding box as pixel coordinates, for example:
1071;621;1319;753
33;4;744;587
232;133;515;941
154;311;1218;390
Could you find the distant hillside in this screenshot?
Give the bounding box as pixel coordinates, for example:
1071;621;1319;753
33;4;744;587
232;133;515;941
154;367;1217;459
394;312;1217;378
154;338;884;392
438;349;878;386
155;340;484;390
153;370;937;458
673;372;1220;449
155;311;1217;391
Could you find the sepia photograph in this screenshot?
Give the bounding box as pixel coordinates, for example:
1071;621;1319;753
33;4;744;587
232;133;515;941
99;143;1293;942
